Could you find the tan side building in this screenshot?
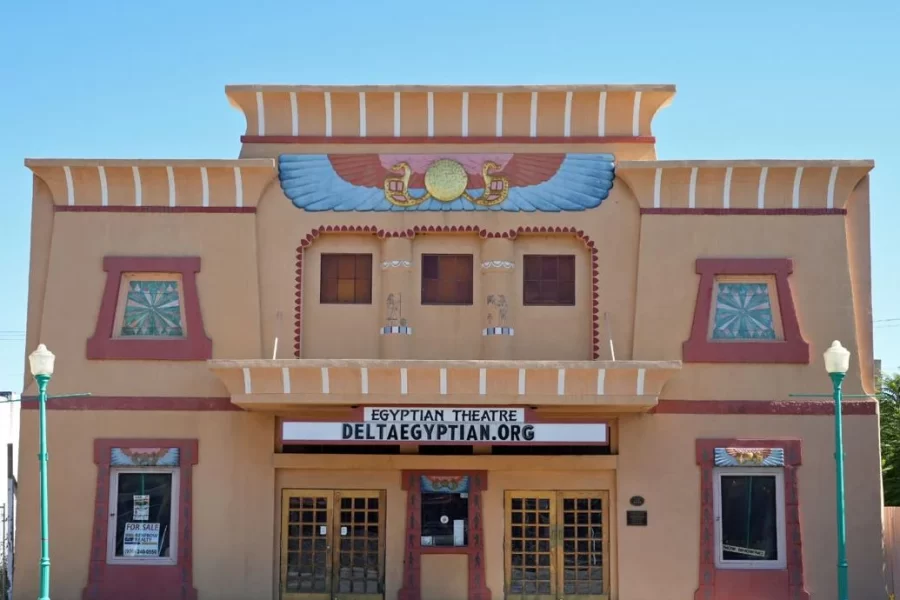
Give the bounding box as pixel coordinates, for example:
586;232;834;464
16;84;882;600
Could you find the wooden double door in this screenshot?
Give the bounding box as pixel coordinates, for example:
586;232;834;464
505;491;610;600
280;489;386;600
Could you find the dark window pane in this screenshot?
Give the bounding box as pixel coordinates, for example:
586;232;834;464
559;256;575;281
114;472;174;558
421;254;473;305
337;256;355;278
355;279;372;304
321;278;338;303
720;475;779;561
320;254;373;304
542;257;558;279
337;280;356;303
524;281;540;304
523;255;576;306
422;255;439;279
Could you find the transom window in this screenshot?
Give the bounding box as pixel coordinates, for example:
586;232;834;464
713;468;786;569
320;253;373;304
421;254;473;305
709;276;782;341
107;468;180;565
115;273;186;338
523;255;575;306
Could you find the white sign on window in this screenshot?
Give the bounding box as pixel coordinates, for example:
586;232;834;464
133;495;150;521
123;522;160;557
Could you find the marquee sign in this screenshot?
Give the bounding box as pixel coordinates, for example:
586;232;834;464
281;407;608;445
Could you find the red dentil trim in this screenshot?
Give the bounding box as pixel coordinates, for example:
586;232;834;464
56;206;255;214
86;256;213;360
682;258;809;364
654;399;876;415
21;396;240;411
695;438;808;600
84;438;199;600
641;208;847;216
244;135;655;145
295;225;602;359
398;471;490;600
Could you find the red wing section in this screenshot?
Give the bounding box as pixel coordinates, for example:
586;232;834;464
328;155;389;188
498;154;565;187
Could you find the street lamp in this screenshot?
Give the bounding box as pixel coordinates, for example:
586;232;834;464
824;340;851;600
28;344;55;600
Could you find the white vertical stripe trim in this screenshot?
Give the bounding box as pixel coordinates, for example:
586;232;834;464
427;92;434;137
557;368;566;395
289;91;299;136
233;167;243;207
439;368;447;395
529;91;538;137
321;367;330;394
461;92;469;137
63;166;74;205
360;368;369;395
132;166;142;206
479;368;487;395
255;92;265;136
757;167;768;209
324;92;333;137
631;91;642;136
563;91;573;137
653;168;663;208
792;167;804;209
636;368;646;395
688;167;698;209
200;167;209;207
358;92;367;137
97;166;108;206
242;368;252;394
166;166;176;207
827;166;839;209
597;92;607;136
596;369;606;396
495;92;503;137
393;92;401;137
723;167;733;209
282;368;291;394
518;368;526;395
400;368;408;395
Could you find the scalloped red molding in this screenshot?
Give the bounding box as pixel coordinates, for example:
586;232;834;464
295;225;601;359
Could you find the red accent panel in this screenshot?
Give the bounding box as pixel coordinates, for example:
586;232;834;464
641;208;846;216
21;396;240;411
295;226;601;359
398;471;490;600
83;438;199;600
682;258;809;364
56;206;255;214
86;257;212;360
243;135;655;145
694;439;808;600
655;399;876;415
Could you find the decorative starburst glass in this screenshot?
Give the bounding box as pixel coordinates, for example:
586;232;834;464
120;280;184;337
711;282;776;340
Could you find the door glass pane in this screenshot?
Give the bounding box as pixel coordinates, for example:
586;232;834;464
720;475;778;561
561;496;604;595
508;495;553;595
284;494;330;594
113;472;173;558
335;494;382;595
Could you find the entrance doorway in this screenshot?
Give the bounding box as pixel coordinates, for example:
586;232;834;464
505;491;609;599
280;489;386;600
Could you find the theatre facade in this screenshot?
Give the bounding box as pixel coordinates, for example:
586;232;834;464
16;84;883;599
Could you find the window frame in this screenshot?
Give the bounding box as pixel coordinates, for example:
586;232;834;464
106;466;181;566
712;467;786;570
319;252;374;305
420;254;474;306
522;254;576;307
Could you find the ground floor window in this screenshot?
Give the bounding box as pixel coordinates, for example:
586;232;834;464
108;468;179;563
713;468;786;569
505;491;609;599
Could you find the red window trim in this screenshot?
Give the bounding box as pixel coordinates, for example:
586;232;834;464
398;470;490;600
86;257;212;360
695;438;808;600
84;438;198;600
682;258;809;364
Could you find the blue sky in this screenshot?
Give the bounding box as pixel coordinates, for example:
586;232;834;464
0;0;898;394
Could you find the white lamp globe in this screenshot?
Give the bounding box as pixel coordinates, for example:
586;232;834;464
823;340;850;375
28;344;55;378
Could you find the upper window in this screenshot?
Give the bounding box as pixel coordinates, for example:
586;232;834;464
107;467;180;565
421;254;473;305
709;277;781;341
115;273;186;338
713;468;785;569
523;255;575;306
320;253;373;304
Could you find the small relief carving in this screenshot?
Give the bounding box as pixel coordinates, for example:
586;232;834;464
386;293;407;327
485;294;508;327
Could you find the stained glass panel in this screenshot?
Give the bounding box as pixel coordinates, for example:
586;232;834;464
711;282;776;340
120;279;184;337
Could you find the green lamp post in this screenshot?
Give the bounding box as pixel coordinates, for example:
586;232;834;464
823;340;851;600
28;344;55;600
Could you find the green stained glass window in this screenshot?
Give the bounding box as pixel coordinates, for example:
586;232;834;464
711;282;776;340
120;280;184;337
